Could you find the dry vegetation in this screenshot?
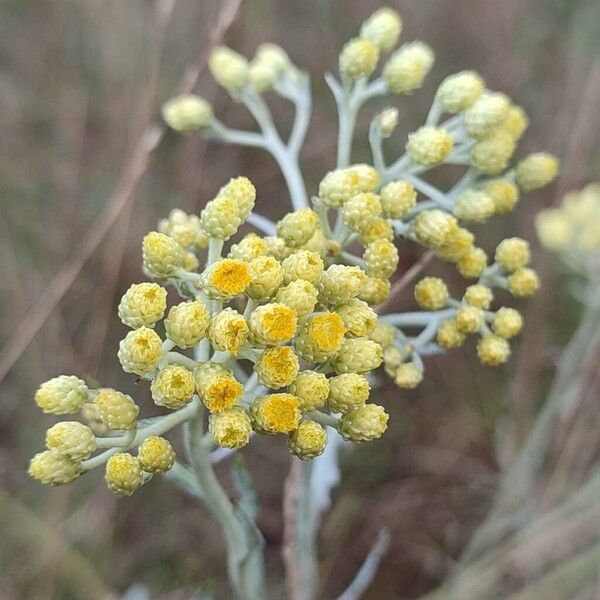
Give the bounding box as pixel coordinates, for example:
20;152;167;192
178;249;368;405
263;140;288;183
1;0;599;598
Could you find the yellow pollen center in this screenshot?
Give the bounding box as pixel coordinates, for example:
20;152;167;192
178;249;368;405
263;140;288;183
262;395;300;433
212;260;251;295
263;307;297;341
309;313;346;352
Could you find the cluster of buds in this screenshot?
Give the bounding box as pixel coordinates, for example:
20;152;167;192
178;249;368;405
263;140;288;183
30;6;559;497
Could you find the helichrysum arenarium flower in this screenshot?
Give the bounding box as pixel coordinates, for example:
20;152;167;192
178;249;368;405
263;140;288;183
35;375;88;415
162;95;212;132
118;326;162;376
138;436;175;475
29;6;559;499
151;365;195;409
288;420;327;460
209;407;252;448
195;362;244;413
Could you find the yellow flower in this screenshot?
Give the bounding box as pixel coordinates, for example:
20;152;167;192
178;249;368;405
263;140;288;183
105;453;144;496
29;450;82;486
457;247;488;278
217;176;256;221
209;407;253;448
275;279;319;318
288;420;327;460
507;268;540;297
277;208;319;247
228;233;268;262
410;209;458;248
436;318;466;349
46;422;96;460
118;326;162;376
319;265;368;304
295;312;347;363
516;153;559;191
138;436;176;474
343;193;382;233
95;389;139;431
255;347;300;389
151;365;196;409
288;371;330;411
463;284;493;309
246;255;284;300
486;180;520;215
202;259;251;300
250;393;301;435
464;92;510;138
495;238;530;272
208;308;249;356
455;305;484;334
406;126;453;166
195;363;244;413
453;189;495;222
492;307;523;339
35;375;88;415
359;276;391;305
249;303;298;347
164;300;210;348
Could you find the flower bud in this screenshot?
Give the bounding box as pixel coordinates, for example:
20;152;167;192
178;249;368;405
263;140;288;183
118;326;162;376
138;436;175;474
275;279;319;318
453;189;495;222
35;375;88;415
246;256;284;300
455;305;484;334
358;276;391;305
255;346;300;389
384;42;434;94
380;180;416;218
492;307;523;339
457;247;488;278
339;38;379;79
410;209;458;248
95;389;139;431
118;283;167;329
217;176;256;221
515;153;559;191
228;233;268;262
200;194;243;240
495;237;530;272
406;126;453;166
29;451;82;485
276;208;319;247
463;284;493;309
288;371;330;411
464;92;511;138
250;393;301;435
208;308;249;355
46;422;96;461
477;334;511;366
414;277;449;310
339;404;388;442
142;232;185;278
436;71;484;112
151;365;195;410
507;268;540;297
470;131;516;175
162;95;212;132
209;46;249;93
328;373;370;413
332;338;383;374
360;8;402;52
105;453;143;496
209;406;252;448
378;107;399;137
319;265;368;304
335;298;377;337
436;318;465;349
343;193;382;233
164;300;210;348
394;362;423;389
486;180;520;214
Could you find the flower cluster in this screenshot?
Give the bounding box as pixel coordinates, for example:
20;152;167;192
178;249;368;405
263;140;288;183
30;7;558;497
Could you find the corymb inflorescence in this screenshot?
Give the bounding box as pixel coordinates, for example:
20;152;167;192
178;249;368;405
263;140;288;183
29;6;558;498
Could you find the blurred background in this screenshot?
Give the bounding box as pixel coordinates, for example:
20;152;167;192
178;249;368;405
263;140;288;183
2;0;600;598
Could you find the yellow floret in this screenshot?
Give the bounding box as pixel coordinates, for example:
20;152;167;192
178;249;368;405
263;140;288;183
414;277;449;310
249;303;298;347
209;406;253;448
202;259;251;300
436;318;466;349
105;453;144;496
288;420;328;460
288;371;330;411
457;247;488;278
46;422;96;460
464;284;493;309
151;365;196;409
455;305;484;334
35;375;88;415
138;436;175;474
195;362;244;413
250;393;301;435
255;347;300;389
118;283;167;329
208;308;249;356
294;312;347;363
95;389;139;431
117;326;162;376
492;307;523;339
29;450;82;485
